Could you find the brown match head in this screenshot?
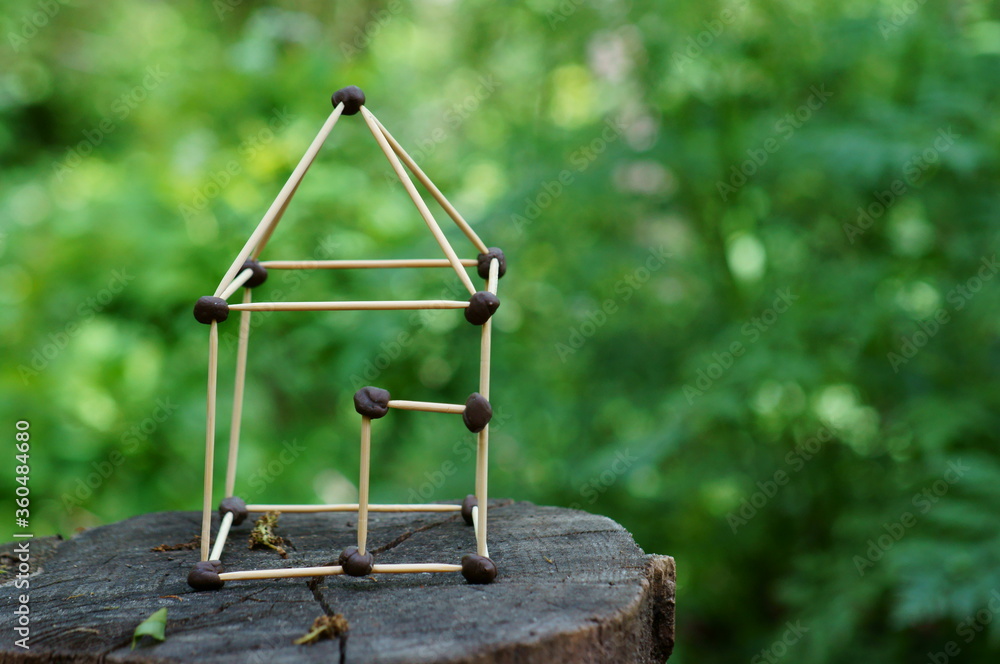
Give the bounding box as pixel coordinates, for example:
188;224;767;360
241;259;268;288
476;248;507;280
354;386;391;419
461;494;478;526
461;554;497;584
463;393;493;433
219;496;249;526
193;296;229;324
332;85;366;115
339;546;374;577
465;291;500;326
187;560;224;591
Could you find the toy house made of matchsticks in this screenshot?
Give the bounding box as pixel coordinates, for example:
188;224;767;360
186;86;506;590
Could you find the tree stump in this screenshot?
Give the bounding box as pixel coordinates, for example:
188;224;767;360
0;501;674;663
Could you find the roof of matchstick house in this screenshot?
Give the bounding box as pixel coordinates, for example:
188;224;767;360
204;85;499;311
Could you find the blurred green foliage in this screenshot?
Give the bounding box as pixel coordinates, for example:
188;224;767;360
2;0;1000;661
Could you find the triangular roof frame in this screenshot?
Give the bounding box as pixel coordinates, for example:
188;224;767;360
212;88;490;304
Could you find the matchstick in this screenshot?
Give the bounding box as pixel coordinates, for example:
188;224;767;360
219;267;254;301
475;428;489;557
373;116;489;254
225;288;253;497
217;562;463;581
245;503;462;513
360;107;477;296
358;415;372;555
487;256;500;296
209;510;234;561
470;505;489;558
213;105;345;297
201;321;220;561
474;260;497;558
219;565;346;581
387;400;466;414
251;178;300;260
228;300;470;312
373;563;463;573
261;259;479;269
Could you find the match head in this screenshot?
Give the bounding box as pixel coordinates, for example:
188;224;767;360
354;386;391;419
187;560;224;591
193;296;229;324
241;259;268;288
339;546;374;577
219;496;249;526
476;248;507;280
461;494;478;526
465;291;500;326
461;554;497;584
463;393;493;433
332;85;366;115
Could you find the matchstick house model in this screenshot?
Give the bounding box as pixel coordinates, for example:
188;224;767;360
186;86;505;590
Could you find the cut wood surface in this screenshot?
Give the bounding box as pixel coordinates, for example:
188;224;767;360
0;501;674;663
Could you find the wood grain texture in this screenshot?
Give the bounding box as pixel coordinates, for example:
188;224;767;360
0;502;674;663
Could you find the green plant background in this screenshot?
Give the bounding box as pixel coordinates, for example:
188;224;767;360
2;0;999;661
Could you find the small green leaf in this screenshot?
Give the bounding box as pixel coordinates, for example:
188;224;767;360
131;607;168;650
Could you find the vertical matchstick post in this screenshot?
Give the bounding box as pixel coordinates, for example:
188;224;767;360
201;321;220;561
474;257;500;556
225;289;253;497
358;415;372;555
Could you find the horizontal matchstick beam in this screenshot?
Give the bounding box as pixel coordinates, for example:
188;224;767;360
229;300;469;312
218;563;464;581
260;259;478;270
388;400;466;414
245;503;462;513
